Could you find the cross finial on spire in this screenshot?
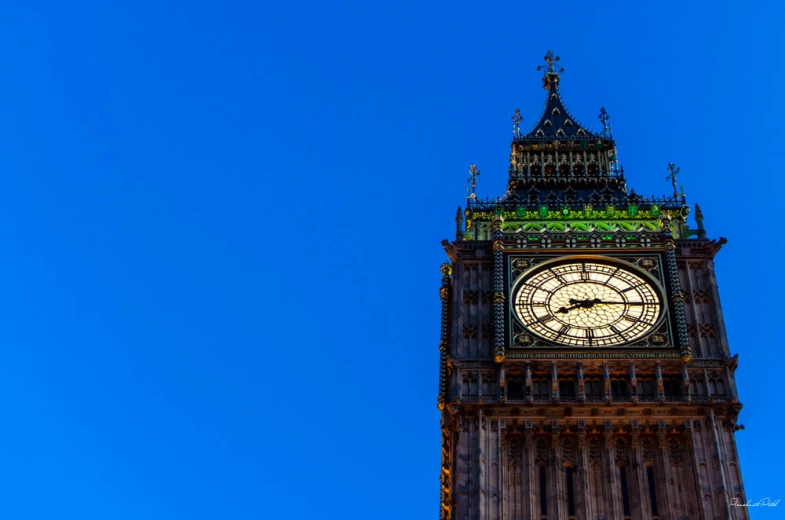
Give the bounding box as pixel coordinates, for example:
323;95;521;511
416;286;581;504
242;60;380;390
512;108;523;138
666;162;680;198
537;50;564;90
538;50;563;74
467;165;480;200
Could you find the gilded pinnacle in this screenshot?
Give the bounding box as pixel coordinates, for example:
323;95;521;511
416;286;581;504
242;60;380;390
537;50;564;74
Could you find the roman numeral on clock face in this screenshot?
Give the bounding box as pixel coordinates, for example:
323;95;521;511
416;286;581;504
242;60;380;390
610;325;626;339
556;324;570;337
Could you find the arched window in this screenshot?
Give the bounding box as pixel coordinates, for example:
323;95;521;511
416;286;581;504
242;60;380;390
480;375;496;400
533;379;550;401
462;374;478;401
612;378;630;401
639;378;656;401
507;378;524;401
708;377;727;400
715;379;727;399
559;379;576;401
689;380;706;401
585;378;603;402
664;378;681;401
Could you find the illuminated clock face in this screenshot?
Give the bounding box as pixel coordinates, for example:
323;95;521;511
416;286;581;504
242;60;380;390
512;259;663;347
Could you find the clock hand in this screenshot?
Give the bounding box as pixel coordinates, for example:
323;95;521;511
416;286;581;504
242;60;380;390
559;298;601;313
595;301;654;305
568;298;602;307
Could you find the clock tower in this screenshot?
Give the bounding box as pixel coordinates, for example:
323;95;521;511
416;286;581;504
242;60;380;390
438;52;747;520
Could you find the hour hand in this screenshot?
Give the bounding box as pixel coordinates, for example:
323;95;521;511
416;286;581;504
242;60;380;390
558;299;595;313
568;298;601;307
557;302;580;313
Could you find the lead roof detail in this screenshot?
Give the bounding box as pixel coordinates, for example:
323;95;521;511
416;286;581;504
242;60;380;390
524;51;598;140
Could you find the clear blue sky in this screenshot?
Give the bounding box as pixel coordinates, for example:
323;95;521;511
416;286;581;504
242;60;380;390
0;1;783;519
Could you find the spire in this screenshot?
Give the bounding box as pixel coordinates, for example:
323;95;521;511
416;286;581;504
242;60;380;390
523;52;598;139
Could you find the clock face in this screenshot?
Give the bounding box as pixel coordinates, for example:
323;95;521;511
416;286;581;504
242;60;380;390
512;259;663;347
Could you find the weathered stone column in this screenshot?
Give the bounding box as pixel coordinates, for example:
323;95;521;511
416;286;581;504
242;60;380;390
656;422;675;520
576;422;590;520
603;422;623;518
709;409;733;520
524;424;536;520
550;421;564;519
478;413;487;519
630;421;650;520
683;420;704;520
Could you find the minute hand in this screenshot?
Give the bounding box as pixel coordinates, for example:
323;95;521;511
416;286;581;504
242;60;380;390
598;301;655;305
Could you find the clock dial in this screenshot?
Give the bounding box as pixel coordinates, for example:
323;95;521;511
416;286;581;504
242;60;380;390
512;259;663;347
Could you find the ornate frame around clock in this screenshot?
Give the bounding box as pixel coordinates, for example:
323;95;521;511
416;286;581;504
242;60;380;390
505;252;678;357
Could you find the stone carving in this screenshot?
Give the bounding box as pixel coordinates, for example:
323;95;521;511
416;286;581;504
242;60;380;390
562;437;577;464
535;437;549;464
462;290;479;304
588;437;602;465
509;438;522;466
615;437;630;464
462;325;478;339
668;437;683;464
641;437;655;462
